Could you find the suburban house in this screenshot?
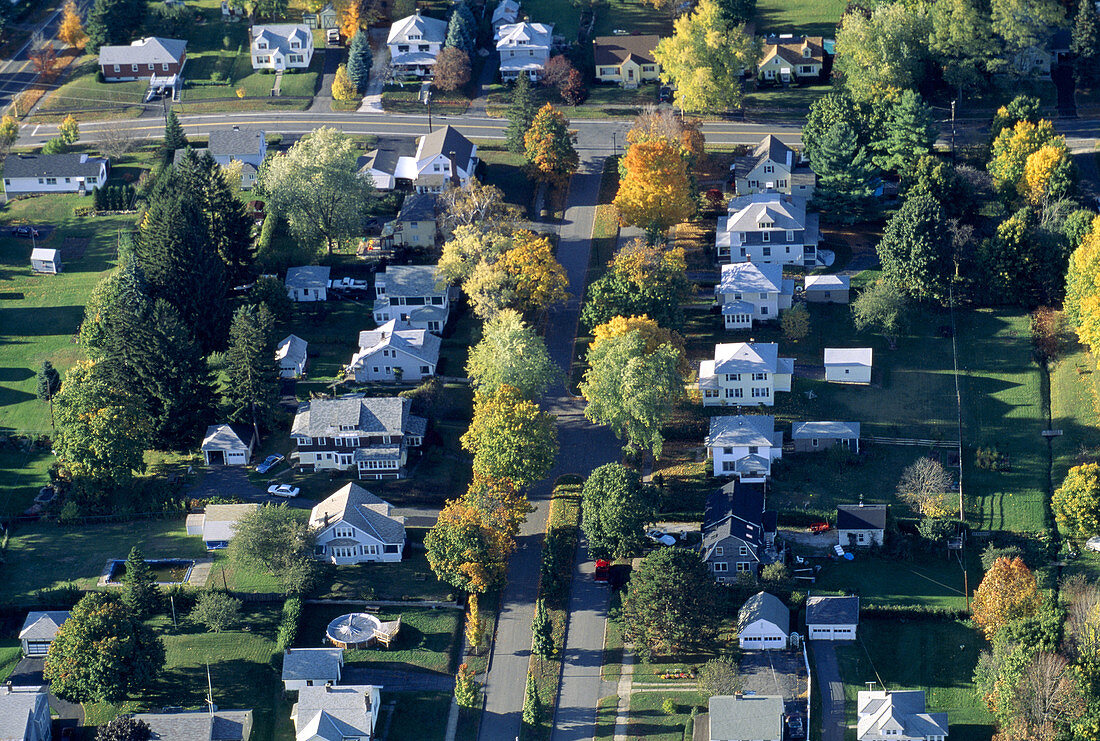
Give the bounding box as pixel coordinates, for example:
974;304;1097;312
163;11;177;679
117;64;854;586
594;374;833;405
282;647;345;692
706;415;783;481
302;2;338;28
250;24;314;70
286;266;331;302
30;248;60;275
716;192;821;266
592;35;661;87
698;342;794;407
496;22;553;81
291;395;426;479
702;480;777;582
387;11;447;77
715;262;794;329
348;319;440;383
380;192;437;249
99;37;187;81
277;334;308;378
804;274;850;303
806;595;859;640
732;135;815;198
491;0;520;31
292;684;383;741
825;347;873;384
185;503;258;550
705;694;784;741
394;126;478;193
791;421;861;454
207;127;268;189
373;264;450;332
737;591;790;650
200;423;255;466
2;153;108;197
838;503;887;547
310;483;407;563
856;689;948;741
757;34;826;84
0;688;52;741
356;143;406;191
19;611;68;657
133;709;253;741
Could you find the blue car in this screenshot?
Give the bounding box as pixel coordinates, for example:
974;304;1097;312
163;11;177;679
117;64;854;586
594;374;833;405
256;454;284;474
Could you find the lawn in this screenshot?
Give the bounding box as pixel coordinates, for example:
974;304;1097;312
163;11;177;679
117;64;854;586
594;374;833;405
810;554;981;611
753;0;847;36
745;83;833;115
833;619;995;741
624;690;706;741
0;447;54;517
388;692;453;740
37;60;150;116
0;638;21;682
478;145;536;217
313;528;456;602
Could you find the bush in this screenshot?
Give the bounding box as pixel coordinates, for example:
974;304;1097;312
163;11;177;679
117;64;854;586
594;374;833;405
761;562;789;583
276;596;302;650
35;582;81;607
981;542;1024;571
859;604;970;620
662;697;677;715
190;591;242;633
975;446;1010;471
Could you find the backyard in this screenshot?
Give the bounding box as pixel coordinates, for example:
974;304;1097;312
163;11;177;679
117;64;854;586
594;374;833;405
809;553;981;611
752;0;847;37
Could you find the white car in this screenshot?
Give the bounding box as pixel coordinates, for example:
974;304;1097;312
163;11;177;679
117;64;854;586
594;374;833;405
268;484;300;498
646;529;677;546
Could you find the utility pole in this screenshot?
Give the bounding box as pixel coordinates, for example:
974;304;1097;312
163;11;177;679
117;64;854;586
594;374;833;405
950;99;956;162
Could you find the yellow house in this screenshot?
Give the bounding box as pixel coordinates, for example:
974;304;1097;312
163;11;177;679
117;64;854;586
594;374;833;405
593;35;662;88
757;35;825;84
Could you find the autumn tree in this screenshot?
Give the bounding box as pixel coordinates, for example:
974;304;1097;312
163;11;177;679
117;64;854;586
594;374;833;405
495;231;569;315
627;106;705;165
833;2;932;102
58;0;87;49
1022;143;1075;204
524;104;578;187
466;594;487;653
465;473;532;540
425;498;512;592
438;179;521;236
29;38;59;79
1064;215;1100;352
581;463;657;559
896;456;956;518
331;64;358;100
581;240;692;330
461;385;558;488
590;314;687;373
454;663;480;707
780;303;810;342
0;115;18;152
972;556;1043;640
434;47;471;92
622;547;721;657
614;138;696;235
340;0;361;39
466;309;560;398
1055;463;1100;539
989;119;1063;197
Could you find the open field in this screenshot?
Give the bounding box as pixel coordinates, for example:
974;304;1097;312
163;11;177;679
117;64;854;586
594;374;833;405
388;692;453;740
753;0;847;36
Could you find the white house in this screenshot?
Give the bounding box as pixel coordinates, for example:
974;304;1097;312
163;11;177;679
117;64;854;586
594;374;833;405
496;22;553;81
277;334;308;378
737;591;789;650
373;264;450;333
0;688;52;741
804;274;850;303
791;421;860;453
757;34;826;84
491;0;520;31
208;126;268;189
30;248;61;275
19;611;68;657
250;24;314;70
716;192;820;267
707;694;784;741
185;503;258;550
825;347;873;384
698;342;794;407
134;709;253;741
732;135;815;198
837;503;887;548
857;690;948;741
805;595;859;641
348;319;440;383
293;685;382;741
715;262;794;329
3;153;108;197
310;483;407;564
200;423;255;466
393;126;478;193
281;647;344;692
387;11;447;77
706;415;783;481
286;266;330;302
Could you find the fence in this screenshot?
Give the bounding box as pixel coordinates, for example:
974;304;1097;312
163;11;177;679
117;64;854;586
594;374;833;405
862;436;958;448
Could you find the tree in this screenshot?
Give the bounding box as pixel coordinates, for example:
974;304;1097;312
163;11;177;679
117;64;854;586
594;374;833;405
992;95;1042;140
247;276;293;321
258;126;375;254
438;179;521;236
506;73;535;154
873;90;937;175
991;0;1065;78
425;498;511;592
465;474;532;539
1054;463;1100;539
590;315;686;363
454;663;480;707
810;120;880;223
159;109;188;166
36;360;60;402
0;115;18;152
229;504;319;595
803;92;873;167
225;303;278;438
561;69;587;106
434;47;471;92
780;303;810;342
581;241;691;330
714;0;755;23
1022;143;1075;204
877;194;955;302
543;54;575;89
331;63;358;100
851;280;908;340
97;125;137;160
466;593;487;652
989;119;1061;197
1073;0;1100;88
930;0;996;94
42;137;68;155
897;457;956;518
581;463;656;560
461;385;558;488
58;0;87;49
190;591;243;633
340;0;361;39
466;310;559;398
1010;652;1086;741
531;599;553;657
622;547;720;657
495;231;569;315
524;104;578;187
972;556;1043;640
626;106;705;164
522;672;541;728
614;138;696;235
834;3;932;101
1065;215;1100;352
29;39;59;79
346;29;373;93
981;207;1069;307
122;546;161;620
96;716;152;741
653;0;757;113
697;657;743;697
902;155;971;216
44;592;165;703
438;226;513;286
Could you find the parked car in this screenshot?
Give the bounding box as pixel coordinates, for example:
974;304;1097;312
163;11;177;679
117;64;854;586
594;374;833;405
256;454;284;473
268;484;300;498
646;529;677;546
809;522;831;534
327;28;340;43
12;226;38;238
786;714;805;739
658;86;673;103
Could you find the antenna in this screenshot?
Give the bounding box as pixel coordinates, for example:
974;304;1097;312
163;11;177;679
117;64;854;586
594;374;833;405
206;663;214;717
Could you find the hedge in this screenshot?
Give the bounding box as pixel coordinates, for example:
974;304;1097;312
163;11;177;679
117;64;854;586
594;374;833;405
276;596;303;650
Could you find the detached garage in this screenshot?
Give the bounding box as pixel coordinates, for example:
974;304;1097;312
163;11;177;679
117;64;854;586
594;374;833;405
824;347;872;385
806;595;859;641
737;591;789;650
201;423;255;466
20;610;69;657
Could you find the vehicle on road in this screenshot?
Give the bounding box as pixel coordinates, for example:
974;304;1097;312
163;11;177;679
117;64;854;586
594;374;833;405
256;454;284;473
646;529;677;546
786;713;805;739
268;484;300;498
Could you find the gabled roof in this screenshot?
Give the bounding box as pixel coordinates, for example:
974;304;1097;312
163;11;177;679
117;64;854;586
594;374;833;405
310;484;406;545
725;192;812;232
292;394;422;438
98;36;187;66
824;347;873;367
30;248;60;261
416;125;475;169
738;591;789;633
837;504;887;531
857;690;948;740
251;24;312;55
791;421;860;440
592;34;661;66
294;684;382;740
378;264;444;297
706;415;776;448
387;12;448;44
806;595;859;626
733;135;795;179
703;481;770;557
0;690;48;740
396;192;437;222
277;334;308;364
209;127;265;158
282;647;344;682
354;319;441;365
201;503;258;543
804;274;850;291
2;153;107;180
201;423;254;453
717;262;785;295
491;0;520;25
713;342;780;375
285;265;331;290
134;709;253;741
709;695;784;741
496;22;553;50
759;34;826;68
19;611;69;641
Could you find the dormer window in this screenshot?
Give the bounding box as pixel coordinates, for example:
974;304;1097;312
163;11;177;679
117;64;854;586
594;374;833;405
763;165;774;174
759;220;773;229
291;41;300;48
257;41;267;49
802;45;811;58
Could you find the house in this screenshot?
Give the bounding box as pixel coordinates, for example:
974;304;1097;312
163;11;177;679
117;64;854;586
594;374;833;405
856;690;948;741
837;503;887;547
277;334;308;378
185;503;258;550
715;262;794;329
29;248;60;275
757;34;826;84
356;144;408;191
702;480;777;582
310;483;407;563
706;694;784;741
737;591;789;650
19;611;68;656
731;135;815;198
804;274;850;303
496;22;553;82
292;684;382;741
282;647;344;691
491;0;520;31
716;192;820;267
698;342;794;407
250;24;314;70
2;153;108;197
348;319;440;383
387;11;448;77
381;192;437;249
824;347;873;384
706;415;783;480
393;126;478;193
0;688;51;741
132;709;253;741
208;126;268;189
791;421;860;454
201;423;255;466
99;37;187;81
592;35;661;88
373;264;449;332
302;2;338;29
286;266;331;302
291;395;426;479
806;594;859;640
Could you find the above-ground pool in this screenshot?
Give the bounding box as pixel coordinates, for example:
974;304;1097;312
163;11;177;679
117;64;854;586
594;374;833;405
326;613;383;649
105;559;195;585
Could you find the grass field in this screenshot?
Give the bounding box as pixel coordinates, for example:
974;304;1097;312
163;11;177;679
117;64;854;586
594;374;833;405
389;692;453;740
0;638;21;682
624;691;706;740
313;528;455;602
811;554;981;611
753;0;847;36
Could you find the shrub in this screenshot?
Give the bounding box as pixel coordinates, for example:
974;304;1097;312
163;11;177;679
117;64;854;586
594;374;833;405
190;591;242;633
276;596;302;650
761;562;789;583
981;542;1024;571
662;697;677;715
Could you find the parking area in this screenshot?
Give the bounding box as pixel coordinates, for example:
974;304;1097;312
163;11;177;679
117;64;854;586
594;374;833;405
739;648;809;717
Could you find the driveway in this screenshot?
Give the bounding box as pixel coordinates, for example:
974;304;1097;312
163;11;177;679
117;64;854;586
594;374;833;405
809;640;846;741
341;666;454;692
739;649;807;717
186;466;272;503
8;657;84;729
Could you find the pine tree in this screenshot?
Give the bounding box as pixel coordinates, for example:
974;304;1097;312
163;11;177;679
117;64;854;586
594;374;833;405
522;672;541;728
122;546;161;620
346;30;373;94
1073;0;1100;88
225;303;279;440
811;120;880;224
505;73;535;154
872;90;938;175
445;11;474;53
531;599;553;658
174;150;255;287
36;360;60;401
159;109;188;166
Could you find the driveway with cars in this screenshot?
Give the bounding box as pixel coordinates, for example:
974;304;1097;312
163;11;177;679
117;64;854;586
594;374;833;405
739;648;809;719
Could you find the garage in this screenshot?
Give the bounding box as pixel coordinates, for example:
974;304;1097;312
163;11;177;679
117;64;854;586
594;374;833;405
201;423;256;467
738;591;790;650
19;611;70;658
805;595;859;641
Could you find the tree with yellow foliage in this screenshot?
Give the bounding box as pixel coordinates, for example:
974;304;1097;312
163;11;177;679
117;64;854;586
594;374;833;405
972;556;1043;640
466;473;533;539
614;138;696;235
1022;143;1075;204
0;115;18;151
425;498;512;593
339;0;361;40
581;239;691;330
590;314;688;374
331;63;358;101
497;231;569;314
58;0;87;49
1064;215;1100;352
989;119;1062;196
523;104;578;187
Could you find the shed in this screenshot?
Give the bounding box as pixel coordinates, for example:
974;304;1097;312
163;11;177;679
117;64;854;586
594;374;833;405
201;423;255;466
276;334;308;378
19;611;69;656
805;594;859;640
824;347;872;385
837;503;887;547
737;591;789;650
281;647;344;691
30;248;60;274
791;421;861;454
804;274;850;303
285;265;330;302
187;503;258;549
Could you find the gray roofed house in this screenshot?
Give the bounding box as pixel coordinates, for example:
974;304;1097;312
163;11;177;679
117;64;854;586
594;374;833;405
699;342;795;408
0;688;51;741
706;415;783;481
250;24;314;70
201;423;255;466
277;334;308;378
702;480;777;583
791;421;861;454
98;37;187;67
310;483;407;564
282;647;344;691
19;611;68;656
186;503;258;549
392;126;478;193
206;127;267;189
293;684;382;741
397;191;437;222
373;261;450;330
349;319;440;383
717;192;821;267
806;595;860;626
419;126;474;168
732;135;815;199
837;503;888;548
857;690;948;741
804;273;851;303
357;141;414;191
707;694;784;741
3;153;110;197
707;415;777;448
286;266;331;302
133;709;253;741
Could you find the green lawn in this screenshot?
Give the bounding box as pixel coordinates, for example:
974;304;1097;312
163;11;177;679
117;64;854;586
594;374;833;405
833;619;994;741
745;83;833;115
0;448;54;517
0;638;21;682
313;528;456;602
37;59;150;115
388;692;453;740
625;691;706;741
811;554;981;611
753;0;847;36
478;146;536;218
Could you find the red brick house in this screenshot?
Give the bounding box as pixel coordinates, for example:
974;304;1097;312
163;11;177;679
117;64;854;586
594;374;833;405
99;37;188;82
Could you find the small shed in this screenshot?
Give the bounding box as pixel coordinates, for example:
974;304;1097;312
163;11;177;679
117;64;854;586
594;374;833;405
737;591;789;650
824;347;872;385
276;334;308;378
805;595;859;640
285;265;330;302
791;421;861;454
837;503;887;547
281;647;344;692
30;248;61;275
186;503;258;549
303;2;339;29
804;274;850;303
201;423;255;466
20;610;69;656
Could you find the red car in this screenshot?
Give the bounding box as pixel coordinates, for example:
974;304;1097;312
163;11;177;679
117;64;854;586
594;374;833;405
809;522;831;534
594;559;611;583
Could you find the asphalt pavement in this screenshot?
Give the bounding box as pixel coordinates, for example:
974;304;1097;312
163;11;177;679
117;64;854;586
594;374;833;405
810;640;846;741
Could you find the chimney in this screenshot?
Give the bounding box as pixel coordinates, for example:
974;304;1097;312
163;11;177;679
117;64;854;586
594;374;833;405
5;681;11;694
325;681;333;692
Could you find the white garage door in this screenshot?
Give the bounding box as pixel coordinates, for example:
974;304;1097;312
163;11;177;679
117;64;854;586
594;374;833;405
25;640;49;656
226;452;247;465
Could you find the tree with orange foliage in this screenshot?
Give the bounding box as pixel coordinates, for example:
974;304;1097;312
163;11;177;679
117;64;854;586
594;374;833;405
339;0;361;40
425;498;513;593
614;138;696;234
29;41;59;80
466;473;533;539
497;230;570;314
972;556;1043;640
58;0;87;49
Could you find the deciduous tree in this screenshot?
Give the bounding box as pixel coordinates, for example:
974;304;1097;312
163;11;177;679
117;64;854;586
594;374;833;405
1064;215;1100;352
229;504;319;595
426;498;512;592
697;657;743;697
438;179;521;236
780;302;810;342
497;231;569;314
834;2;932;101
991;0;1065;78
1022;143;1075;204
989;119;1062;197
929;0;996;94
622;547;720;657
972;556;1043;640
561;68;587;106
542;54;574;89
614;138;696;234
581;241;691;330
581;463;656;559
524;104;578;187
467;309;560;398
1054;463;1100;539
877;194;955;302
190;591;243;633
461;385;558;488
626;105;705;164
851;280;908;340
96;716;152;741
465;474;532;539
58;0;87;49
0;115;18;152
454;663;480;707
331;63;358;100
896;456;955;518
434;47;471;92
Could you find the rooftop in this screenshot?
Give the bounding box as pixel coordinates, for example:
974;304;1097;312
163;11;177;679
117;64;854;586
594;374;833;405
706;415;776;448
19;610;68;641
282;647;344;682
717;262;785;295
708;694;784;740
201;423;254;452
133;709;253;741
3;153;107;180
805;274;850;290
806;594;860;626
291;394;422;438
824;347;873;367
837;503;887;531
791;421;861;439
592;34;661;66
285;265;331;290
310;482;406;545
378;264;444;297
737;591;789;634
208;127;265;158
98;36;187;66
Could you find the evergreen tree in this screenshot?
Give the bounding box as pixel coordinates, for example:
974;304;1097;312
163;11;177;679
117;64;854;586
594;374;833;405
175;150;255;286
121;546;161;620
505;73;535;154
159;109;188;166
225;303;279;439
522;672;541;728
877;194;955;302
36;360;60;401
346;30;373;94
811;120;880;224
1073;0;1100;88
85;0;135;52
445;11;474;53
532;599;553;658
873;90;938;175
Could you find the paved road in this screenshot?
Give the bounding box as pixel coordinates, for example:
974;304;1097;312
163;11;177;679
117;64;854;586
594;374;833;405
0;0;88;111
809;640;846;741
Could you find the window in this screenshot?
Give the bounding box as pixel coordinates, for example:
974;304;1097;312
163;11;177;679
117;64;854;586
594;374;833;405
715;546;724;556
723;447;733;455
811;438;819;447
64;178;70;184
148;63;155;71
431;295;444;305
362;544;379;555
752;387;770;398
725;374;740;382
786;230;794;241
420;365;430;374
857;532;866;543
739;546;748;555
762;246;771;257
131;63;139;71
713;562;728;572
736;561;751;572
398;45;409;52
763;165;774;174
3;179;8;186
762;231;771;243
760;306;769;315
748;180;757;188
113;64;120;72
163;63;170;71
802;46;812;58
751;372;768;380
722;461;735;472
45;177;57;185
748;446;758;454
